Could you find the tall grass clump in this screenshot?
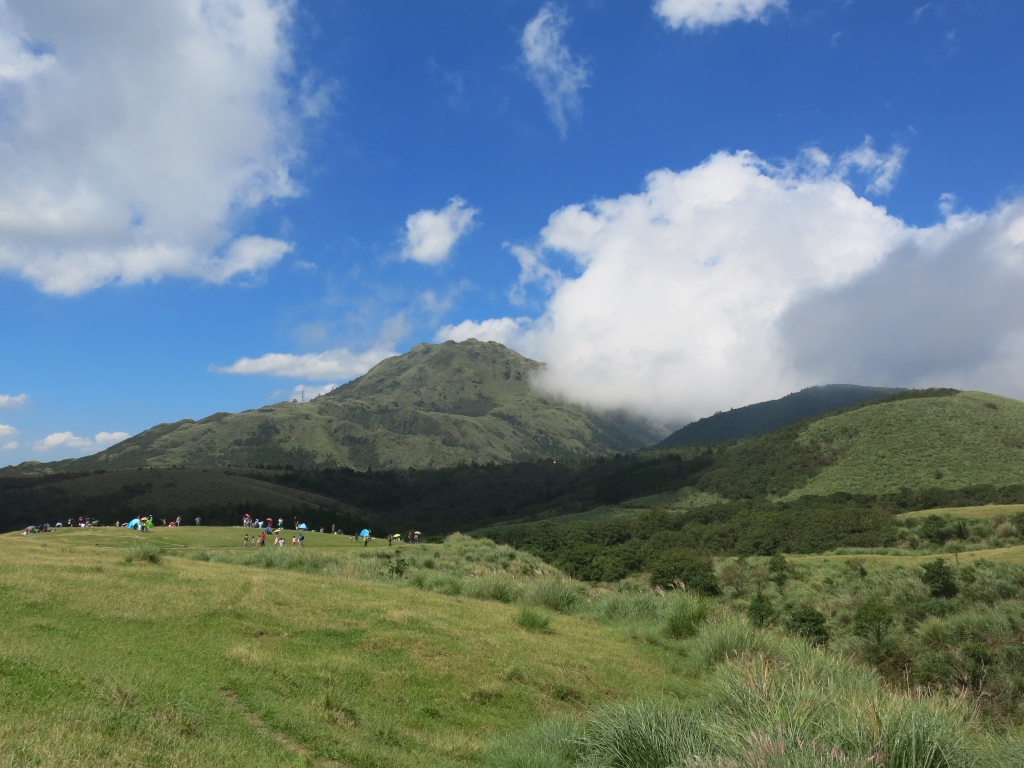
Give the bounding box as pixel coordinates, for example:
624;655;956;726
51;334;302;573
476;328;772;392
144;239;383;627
123;542;163;564
576;699;714;768
514;606;552;632
485;718;583;768
525;578;583;614
663;596;709;640
587;592;664;625
463;575;524;604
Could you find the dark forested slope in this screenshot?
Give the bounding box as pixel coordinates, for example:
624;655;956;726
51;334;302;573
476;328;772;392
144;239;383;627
661;384;904;447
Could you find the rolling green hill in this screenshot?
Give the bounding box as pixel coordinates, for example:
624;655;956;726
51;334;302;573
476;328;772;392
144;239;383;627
3;340;665;476
660;384;904;447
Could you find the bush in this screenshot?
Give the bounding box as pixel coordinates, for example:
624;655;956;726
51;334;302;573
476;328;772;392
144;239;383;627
853;597;894;646
649;549;719;594
746;591;775;628
785;606;830;646
514;606;552;632
921;558;958;598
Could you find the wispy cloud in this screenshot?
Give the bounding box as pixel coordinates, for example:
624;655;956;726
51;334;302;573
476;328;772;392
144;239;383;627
2;441;17;450
520;4;590;138
836;137;907;195
654;0;787;31
34;431;129;451
0;424;17;439
401;198;478;265
215;344;396;381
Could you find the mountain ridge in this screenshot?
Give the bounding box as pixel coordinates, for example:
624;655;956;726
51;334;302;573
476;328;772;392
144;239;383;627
660;384;906;447
2;340;666;476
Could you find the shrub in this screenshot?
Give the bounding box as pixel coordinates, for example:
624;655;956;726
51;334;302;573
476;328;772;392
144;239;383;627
514;606;552;632
768;553;789;586
124;542;162;564
853;597;894;646
649;549;719;594
746;591;775;628
785;606;830;646
921;558;958;598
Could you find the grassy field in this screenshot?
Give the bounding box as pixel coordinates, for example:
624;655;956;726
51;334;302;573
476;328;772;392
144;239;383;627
896;503;1024;520
5;527;1024;766
0;528;677;767
790;544;1024;566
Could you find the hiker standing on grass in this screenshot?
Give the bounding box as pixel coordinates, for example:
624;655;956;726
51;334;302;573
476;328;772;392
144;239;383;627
291;536;297;546
243;534;249;548
260;532;266;547
299;534;304;546
195;517;201;526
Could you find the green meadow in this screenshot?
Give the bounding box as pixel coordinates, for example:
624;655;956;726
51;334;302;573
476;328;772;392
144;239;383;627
0;529;671;767
5;526;1024;767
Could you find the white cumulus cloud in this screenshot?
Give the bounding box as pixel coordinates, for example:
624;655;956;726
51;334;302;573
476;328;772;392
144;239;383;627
0;0;305;294
215;344;396;381
0;393;27;409
0;423;17;439
439;147;1024;425
654;0;787;30
34;430;128;451
521;4;590;138
2;440;17;450
401;198;478;265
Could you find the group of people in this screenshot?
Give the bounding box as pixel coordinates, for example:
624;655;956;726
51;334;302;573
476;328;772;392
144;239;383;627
114;515;201;529
22;517;98;534
241;531;305;548
386;532;421;545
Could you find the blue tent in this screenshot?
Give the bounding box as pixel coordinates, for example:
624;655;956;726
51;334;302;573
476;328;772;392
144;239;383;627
126;518;141;529
359;528;370;538
298;523;307;530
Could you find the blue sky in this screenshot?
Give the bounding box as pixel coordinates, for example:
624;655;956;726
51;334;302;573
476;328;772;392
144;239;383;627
2;0;1024;465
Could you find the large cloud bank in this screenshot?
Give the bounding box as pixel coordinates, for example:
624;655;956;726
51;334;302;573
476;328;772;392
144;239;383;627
438;148;1024;424
0;0;302;294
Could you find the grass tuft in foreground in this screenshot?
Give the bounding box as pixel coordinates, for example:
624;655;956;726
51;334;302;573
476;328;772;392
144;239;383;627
123;541;163;564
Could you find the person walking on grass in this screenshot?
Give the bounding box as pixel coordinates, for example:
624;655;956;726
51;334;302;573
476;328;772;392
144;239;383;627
298;533;304;547
260;532;266;547
243;534;249;548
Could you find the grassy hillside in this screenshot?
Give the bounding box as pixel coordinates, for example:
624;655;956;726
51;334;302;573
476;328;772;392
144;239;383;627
4;340;664;476
784;390;1024;498
4;528;1022;766
0;530;673;767
660;384;904;447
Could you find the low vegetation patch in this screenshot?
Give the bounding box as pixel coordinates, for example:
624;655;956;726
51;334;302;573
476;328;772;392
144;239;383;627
123;541;163;564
